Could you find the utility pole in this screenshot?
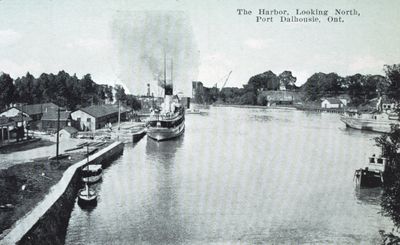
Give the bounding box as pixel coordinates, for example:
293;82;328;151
56;107;60;161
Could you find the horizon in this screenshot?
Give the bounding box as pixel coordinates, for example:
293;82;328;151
1;0;399;95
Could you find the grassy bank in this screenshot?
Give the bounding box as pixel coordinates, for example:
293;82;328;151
0;141;110;235
0;138;54;154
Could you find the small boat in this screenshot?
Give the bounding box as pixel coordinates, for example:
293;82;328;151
354;155;387;188
81;164;102;184
78;184;97;207
132;127;146;143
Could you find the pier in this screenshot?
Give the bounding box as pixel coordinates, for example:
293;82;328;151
0;141;124;245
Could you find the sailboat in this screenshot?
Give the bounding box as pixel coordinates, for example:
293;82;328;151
78;145;98;207
146;56;185;141
78;183;97;206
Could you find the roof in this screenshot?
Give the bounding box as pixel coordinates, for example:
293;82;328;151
0;116;14;126
323;98;343;104
41;111;71;121
77;104;126;118
18;103;59;116
59;126;78;134
0;114;32;126
10;113;32;122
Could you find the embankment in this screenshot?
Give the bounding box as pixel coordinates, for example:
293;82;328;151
0;141;124;245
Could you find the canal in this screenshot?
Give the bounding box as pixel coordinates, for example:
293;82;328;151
65;107;393;244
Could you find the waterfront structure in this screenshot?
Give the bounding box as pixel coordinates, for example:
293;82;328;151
192;81;204;99
71;104;129;131
0;116;14;145
0;103;59;130
41;111;72;132
321;98;344;109
58;126;78;139
259;90;296;106
0;114;32;145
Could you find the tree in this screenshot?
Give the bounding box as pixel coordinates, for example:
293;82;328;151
125;95;142;110
278;71;297;90
375;125;400;228
247;70;280;92
115;84;127;102
0;73;16;110
301;72;343;101
104;85;114;103
384;64;400;101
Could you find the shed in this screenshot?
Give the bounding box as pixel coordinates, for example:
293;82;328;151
58;126;78;139
321;98;343;109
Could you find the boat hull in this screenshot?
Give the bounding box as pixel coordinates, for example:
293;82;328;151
341;116;398;133
355;169;383;188
132;129;146;143
147;122;185;141
77;189;97;207
82;175;102;184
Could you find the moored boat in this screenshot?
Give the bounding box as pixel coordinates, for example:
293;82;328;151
146;55;185;142
78;184;97;207
147;102;185;141
341;112;399;133
354;155;387;188
81;164;102;184
132;127;147;142
340;97;399;133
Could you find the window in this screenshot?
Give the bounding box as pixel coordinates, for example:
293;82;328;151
377;158;383;164
87;118;91;122
369;158;375;163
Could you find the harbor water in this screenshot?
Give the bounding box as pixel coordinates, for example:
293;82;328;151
65;107;393;244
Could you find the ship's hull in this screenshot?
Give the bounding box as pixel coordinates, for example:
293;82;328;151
340;116;399;133
355;169;383;188
147;121;185;141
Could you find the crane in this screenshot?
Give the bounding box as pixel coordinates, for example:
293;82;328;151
220;71;232;91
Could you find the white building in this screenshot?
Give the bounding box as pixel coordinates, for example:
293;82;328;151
321;98;344;109
71;104;129;131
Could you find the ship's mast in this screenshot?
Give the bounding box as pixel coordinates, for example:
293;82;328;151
164;51;167;98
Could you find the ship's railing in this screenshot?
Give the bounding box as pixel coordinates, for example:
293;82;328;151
147;107;184;121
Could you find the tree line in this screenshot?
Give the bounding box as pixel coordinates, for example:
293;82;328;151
0;71;141;111
194;64;400;107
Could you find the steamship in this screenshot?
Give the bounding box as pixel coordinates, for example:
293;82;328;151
340;97;399;133
146;58;185;141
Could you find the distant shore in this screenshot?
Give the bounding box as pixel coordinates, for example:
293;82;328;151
212;103;296;110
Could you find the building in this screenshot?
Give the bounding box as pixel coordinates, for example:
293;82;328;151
259;91;296;106
0;103;59;130
192;81;204;98
58;126;78;139
41;111;72;132
71;104;129;131
0;114;32;145
321;98;344;109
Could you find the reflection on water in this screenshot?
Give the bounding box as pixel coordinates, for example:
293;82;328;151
65;107;393;244
355;187;383;206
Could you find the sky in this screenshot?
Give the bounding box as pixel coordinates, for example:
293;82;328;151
0;0;400;95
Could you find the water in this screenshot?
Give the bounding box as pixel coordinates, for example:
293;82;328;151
65;107;393;244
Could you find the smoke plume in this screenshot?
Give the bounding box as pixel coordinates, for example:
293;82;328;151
111;11;199;96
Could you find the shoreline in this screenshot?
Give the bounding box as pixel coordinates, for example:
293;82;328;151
212;103;296;110
0;140;113;238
